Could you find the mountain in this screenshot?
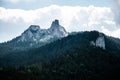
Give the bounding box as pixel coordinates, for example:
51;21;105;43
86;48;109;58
12;19;68;43
1;31;120;80
0;20;68;51
1;19;120;80
0;31;120;66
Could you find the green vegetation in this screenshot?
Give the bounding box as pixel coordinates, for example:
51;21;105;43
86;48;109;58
0;31;120;80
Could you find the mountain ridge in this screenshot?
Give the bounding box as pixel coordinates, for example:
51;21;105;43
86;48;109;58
1;30;120;80
8;19;68;44
1;20;120;80
1;30;120;67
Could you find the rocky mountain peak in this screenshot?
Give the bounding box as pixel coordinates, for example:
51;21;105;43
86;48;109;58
50;19;60;30
52;19;59;26
12;20;68;43
49;19;68;37
29;25;40;32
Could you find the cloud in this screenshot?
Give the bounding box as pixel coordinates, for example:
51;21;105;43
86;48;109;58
0;5;119;42
0;5;114;30
111;0;120;25
102;27;120;38
4;0;20;3
0;7;37;23
3;0;39;4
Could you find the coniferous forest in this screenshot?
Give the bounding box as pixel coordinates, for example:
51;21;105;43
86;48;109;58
0;31;120;80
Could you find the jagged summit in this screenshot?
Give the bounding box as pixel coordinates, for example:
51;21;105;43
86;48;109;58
49;19;68;37
11;20;68;43
50;19;60;29
52;19;59;25
29;25;40;32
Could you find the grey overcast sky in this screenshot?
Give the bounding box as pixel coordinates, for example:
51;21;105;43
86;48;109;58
0;0;120;42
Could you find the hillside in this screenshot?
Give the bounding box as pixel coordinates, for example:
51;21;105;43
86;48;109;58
0;31;120;80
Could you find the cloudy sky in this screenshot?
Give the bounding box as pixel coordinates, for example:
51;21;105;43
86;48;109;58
0;0;120;42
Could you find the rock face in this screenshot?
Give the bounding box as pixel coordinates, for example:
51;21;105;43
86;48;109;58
90;33;105;49
16;19;68;42
19;25;41;42
49;20;68;38
96;35;105;49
